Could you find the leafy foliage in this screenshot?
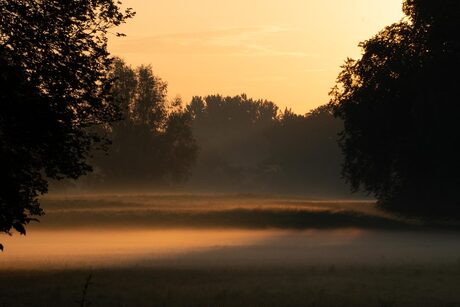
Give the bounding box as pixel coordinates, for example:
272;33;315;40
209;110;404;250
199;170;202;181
89;59;197;187
330;0;460;213
0;1;133;238
187;95;346;195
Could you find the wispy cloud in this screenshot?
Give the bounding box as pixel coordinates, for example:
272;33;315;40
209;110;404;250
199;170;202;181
111;25;317;58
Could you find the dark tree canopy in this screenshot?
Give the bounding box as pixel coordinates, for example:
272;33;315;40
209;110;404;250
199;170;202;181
0;50;48;240
87;59;197;188
330;0;460;214
0;0;133;240
186;95;347;195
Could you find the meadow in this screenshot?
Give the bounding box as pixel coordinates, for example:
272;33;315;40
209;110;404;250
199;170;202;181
1;194;460;306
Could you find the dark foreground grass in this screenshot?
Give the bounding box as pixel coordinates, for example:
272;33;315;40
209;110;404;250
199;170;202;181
2;264;460;307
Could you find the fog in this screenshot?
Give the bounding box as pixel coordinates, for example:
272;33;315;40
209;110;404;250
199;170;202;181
2;194;460;270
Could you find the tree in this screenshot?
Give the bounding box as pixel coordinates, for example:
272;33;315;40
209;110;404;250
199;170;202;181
268;105;346;194
184;94;278;191
0;1;133;241
330;0;460;214
185;94;347;195
134;65;168;129
90;59;197;187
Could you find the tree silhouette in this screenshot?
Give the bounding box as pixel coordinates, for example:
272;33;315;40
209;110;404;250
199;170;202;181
268;105;346;194
186;94;278;191
186;95;347;195
89;59;197;187
0;1;133;239
330;0;460;214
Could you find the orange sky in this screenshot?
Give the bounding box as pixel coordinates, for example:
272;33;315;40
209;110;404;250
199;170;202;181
109;0;404;114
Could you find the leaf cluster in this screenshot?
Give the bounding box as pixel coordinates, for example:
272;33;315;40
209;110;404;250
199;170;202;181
330;0;460;213
0;0;133;238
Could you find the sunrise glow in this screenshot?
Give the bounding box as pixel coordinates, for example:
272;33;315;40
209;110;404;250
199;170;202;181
109;0;404;113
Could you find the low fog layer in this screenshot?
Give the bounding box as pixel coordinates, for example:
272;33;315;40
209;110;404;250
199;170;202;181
2;195;459;269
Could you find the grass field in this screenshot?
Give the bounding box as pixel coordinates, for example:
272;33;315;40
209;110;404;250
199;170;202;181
1;194;460;306
3;265;460;307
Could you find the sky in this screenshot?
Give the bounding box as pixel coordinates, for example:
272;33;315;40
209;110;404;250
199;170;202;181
109;0;405;114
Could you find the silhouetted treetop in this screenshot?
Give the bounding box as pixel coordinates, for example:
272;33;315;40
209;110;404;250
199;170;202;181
186;94;346;195
403;0;460;28
88;59;197;187
0;0;133;241
1;0;134;127
134;65;168;128
330;0;460;214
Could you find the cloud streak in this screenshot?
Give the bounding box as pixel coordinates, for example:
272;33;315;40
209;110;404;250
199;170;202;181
111;25;317;58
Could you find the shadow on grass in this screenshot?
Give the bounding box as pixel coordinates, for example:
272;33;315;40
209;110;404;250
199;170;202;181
37;207;415;230
36;195;460;231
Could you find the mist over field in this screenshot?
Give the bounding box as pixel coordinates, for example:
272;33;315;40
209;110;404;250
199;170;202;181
3;194;460;306
2;194;460;269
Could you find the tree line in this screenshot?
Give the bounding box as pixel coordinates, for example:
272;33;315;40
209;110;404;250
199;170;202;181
186;95;347;195
72;61;348;196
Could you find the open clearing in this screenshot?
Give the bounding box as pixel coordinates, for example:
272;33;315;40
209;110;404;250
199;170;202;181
1;194;460;306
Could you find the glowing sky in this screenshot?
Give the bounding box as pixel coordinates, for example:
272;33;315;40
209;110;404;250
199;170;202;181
109;0;404;114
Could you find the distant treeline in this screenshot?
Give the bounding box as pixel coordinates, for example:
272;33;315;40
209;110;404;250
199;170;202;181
66;59;349;196
187;95;348;196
